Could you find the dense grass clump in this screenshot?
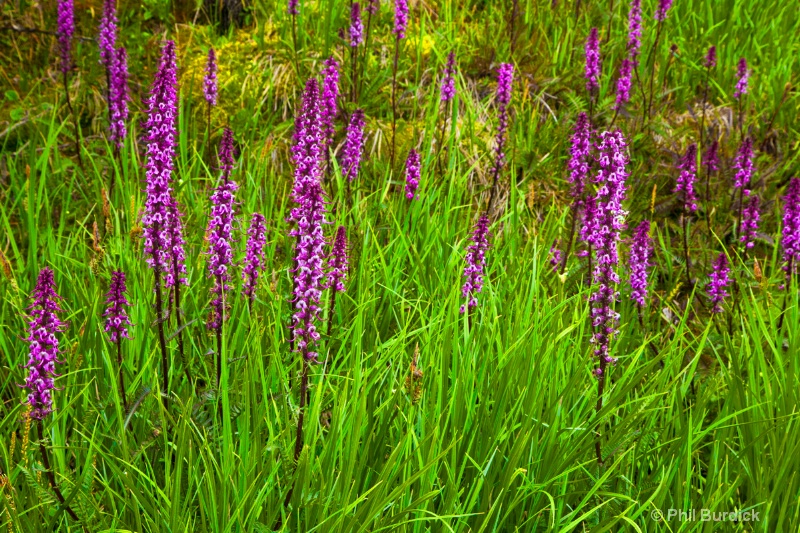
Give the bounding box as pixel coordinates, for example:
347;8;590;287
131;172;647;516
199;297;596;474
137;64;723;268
1;0;799;531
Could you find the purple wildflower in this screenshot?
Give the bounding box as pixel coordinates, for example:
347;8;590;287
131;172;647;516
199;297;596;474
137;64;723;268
740;195;760;249
440;52;457;103
350;3;364;46
342;109;366;182
321;57;340;154
289;79;328;362
781;178;800;282
733;137;754;195
393;0;409;39
366;0;379;15
98;0;117;68
204;48;218;107
707;252;731;313
23;267;66;420
703;138;720;174
627;0;642;64
704;46;717;69
654;0;673;22
578;194;598;257
584;28;601;97
568;112;592;210
206;128;239;330
109;47;129;150
460;214;491;313
614;58;633;110
404;149;420;200
142;41;179;280
165;199;188;289
734;58;749;99
589;130;629;373
242;213;268;303
104;271;132;343
327;226;349;292
628;220;652;308
288;0;299;15
57;0;74;75
491;63;514;180
674;144;699;213
549;240;562;273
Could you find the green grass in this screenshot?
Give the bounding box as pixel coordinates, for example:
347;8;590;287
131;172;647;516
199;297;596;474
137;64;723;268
1;0;800;531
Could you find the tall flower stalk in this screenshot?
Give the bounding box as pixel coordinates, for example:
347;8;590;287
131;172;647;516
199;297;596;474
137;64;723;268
460;213;491;316
707;252;731;314
436;52;457;171
629;220;653;322
734;57;749;136
285;79;327;490
733;137;754;238
142;40;179;393
586;130;629;466
699;46;716;153
57;0;82;167
584;28;601;114
288;0;300;72
326;225;349;339
561;112;592;273
203;47;218;158
674;144;698;288
98;0;117;118
644;0;673;123
242;213;267;309
342;109;366;184
390;0;409;169
487;63;514;213
404;149;420;200
109;47;129;158
779;178;800;329
349;3;364;102
321;57;340;169
740;195;760;250
104;270;132;411
23;267;80;522
206;127;239;385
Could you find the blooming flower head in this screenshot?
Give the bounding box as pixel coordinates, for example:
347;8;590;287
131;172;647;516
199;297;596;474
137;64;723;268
404;149;420;200
440;51;457;103
614;58;633;110
165;199;188;289
342;109;366;182
629;220;652;308
740;195;760;249
366;0;379;15
733;137;753;194
549;240;562;272
568;112;592;210
206;128;239;330
142;40;179;279
327;226;349;292
588;130;629;372
393;0;409;39
674;143;699;213
584;27;601;97
104;270;132;343
288;0;299;15
781;178;800;282
289;79;328;362
57;0;74;75
460;214;491;313
734;57;749;99
204;48;218;107
98;0;117;68
704;45;717;69
703;138;720;173
23;267;66;420
654;0;673;22
627;0;643;63
321;57;340;153
242;213;267;302
491;63;514;179
109;46;130;150
350;3;364;46
707;252;731;313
